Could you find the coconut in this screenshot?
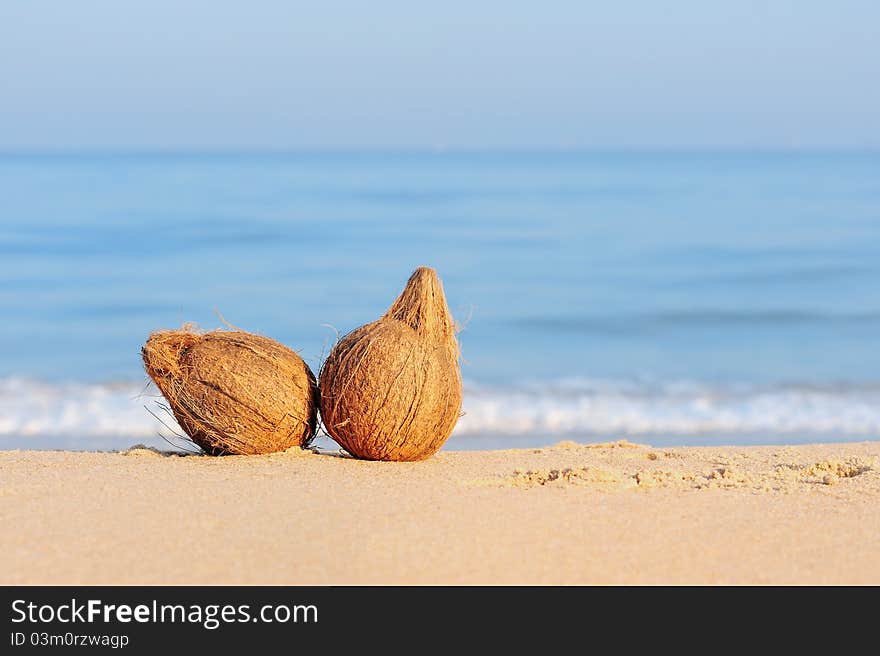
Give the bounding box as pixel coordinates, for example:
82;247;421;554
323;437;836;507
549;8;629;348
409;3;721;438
319;267;462;461
142;327;318;455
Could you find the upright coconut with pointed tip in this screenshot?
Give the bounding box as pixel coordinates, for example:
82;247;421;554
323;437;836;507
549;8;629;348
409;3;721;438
319;267;462;461
142;327;318;455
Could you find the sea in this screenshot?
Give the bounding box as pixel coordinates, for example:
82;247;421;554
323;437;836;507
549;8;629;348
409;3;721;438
1;150;878;451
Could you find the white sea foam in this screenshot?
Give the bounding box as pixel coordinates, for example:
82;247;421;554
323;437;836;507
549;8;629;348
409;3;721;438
0;378;164;439
1;377;879;447
455;379;880;437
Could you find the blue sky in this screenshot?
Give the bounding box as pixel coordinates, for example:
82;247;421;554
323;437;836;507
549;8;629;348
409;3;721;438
1;1;877;149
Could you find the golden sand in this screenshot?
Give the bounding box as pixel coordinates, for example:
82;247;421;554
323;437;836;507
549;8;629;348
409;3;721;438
1;440;878;584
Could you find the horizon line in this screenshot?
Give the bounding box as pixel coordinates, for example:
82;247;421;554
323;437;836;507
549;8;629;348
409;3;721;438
1;145;879;157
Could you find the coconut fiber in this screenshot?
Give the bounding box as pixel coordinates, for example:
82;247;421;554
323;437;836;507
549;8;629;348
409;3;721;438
142;327;318;455
319;267;462;461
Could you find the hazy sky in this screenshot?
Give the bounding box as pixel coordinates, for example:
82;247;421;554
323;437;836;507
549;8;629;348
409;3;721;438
1;1;877;149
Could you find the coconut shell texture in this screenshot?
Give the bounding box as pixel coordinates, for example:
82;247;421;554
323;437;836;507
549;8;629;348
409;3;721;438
319;267;462;461
142;328;318;455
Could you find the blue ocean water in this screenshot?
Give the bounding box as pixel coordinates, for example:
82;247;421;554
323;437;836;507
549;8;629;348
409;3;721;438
1;150;879;450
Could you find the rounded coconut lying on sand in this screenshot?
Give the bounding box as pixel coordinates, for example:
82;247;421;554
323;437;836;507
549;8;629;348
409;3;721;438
142;328;318;455
319;267;462;461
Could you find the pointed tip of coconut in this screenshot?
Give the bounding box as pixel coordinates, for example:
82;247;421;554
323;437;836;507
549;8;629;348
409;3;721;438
383;266;455;339
411;266;439;282
141;325;202;380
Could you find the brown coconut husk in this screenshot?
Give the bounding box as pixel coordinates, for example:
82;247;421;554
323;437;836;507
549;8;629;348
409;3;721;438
142;326;319;455
319;267;462;461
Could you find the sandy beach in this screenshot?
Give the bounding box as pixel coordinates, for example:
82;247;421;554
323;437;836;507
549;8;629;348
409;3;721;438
1;440;878;585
